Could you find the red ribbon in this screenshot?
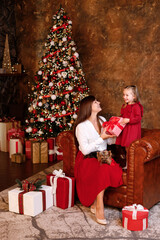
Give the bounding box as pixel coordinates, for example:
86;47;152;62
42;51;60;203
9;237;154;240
103;117;124;132
16;141;18;153
51;23;68;32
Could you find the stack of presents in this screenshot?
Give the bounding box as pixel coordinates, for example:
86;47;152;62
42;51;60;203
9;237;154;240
0;118;63;164
0;118;149;231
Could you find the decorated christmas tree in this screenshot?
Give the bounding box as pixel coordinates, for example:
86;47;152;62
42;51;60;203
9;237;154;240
25;7;89;138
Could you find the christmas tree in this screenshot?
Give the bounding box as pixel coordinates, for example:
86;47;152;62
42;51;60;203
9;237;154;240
2;34;12;73
25;7;89;138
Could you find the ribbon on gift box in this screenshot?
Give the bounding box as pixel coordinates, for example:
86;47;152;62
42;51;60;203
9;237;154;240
103;117;124;132
10;134;24;145
50;169;72;208
18;179;46;214
49;146;63;156
123;204;148;220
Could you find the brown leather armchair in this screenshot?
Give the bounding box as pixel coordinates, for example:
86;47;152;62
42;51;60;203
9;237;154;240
56;128;160;209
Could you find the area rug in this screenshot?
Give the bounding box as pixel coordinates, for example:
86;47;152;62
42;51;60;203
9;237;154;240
0;161;160;240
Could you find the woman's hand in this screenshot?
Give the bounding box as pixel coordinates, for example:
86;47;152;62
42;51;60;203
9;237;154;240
100;128;116;140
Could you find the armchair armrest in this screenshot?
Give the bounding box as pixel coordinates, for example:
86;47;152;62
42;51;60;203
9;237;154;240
126;132;160;207
56;130;77;177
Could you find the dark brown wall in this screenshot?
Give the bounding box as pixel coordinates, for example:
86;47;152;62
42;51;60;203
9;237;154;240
15;0;160;129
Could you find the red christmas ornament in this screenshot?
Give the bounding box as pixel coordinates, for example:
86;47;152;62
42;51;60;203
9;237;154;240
32;128;37;133
49;129;52;132
61;101;65;105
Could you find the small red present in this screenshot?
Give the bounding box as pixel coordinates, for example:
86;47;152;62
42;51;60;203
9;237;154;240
25;140;32;160
122;204;149;231
56;147;63;161
46;169;75;209
102;116;126;137
46;138;56;162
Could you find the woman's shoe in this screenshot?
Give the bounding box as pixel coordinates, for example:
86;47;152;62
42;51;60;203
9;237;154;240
96;217;107;225
90;206;96;214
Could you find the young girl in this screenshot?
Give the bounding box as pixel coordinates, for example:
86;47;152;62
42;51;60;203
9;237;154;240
116;85;143;148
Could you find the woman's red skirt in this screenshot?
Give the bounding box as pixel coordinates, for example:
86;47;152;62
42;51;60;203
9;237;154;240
74;151;123;207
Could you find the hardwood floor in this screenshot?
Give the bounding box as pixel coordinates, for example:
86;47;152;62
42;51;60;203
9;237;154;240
0;151;55;192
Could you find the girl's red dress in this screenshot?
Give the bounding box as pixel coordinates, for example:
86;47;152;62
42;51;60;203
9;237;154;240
116;102;143;147
74;151;123;207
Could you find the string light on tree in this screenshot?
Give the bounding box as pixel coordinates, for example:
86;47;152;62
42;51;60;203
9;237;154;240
25;6;89;138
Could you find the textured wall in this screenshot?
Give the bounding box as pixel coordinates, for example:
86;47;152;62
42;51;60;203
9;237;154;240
0;0;17;66
15;0;160;128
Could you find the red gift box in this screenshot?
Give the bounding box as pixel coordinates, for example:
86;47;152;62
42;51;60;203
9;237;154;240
102;116;126;137
56;147;63;161
122;204;149;231
46;169;75;209
25;140;32;160
46;138;56;162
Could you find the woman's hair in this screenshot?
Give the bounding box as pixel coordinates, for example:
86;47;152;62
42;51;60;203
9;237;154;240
124;85;140;102
74;95;102;147
74;95;96;129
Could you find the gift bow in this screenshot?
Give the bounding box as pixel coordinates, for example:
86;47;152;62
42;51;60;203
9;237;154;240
52;169;65;194
49;146;63;155
22;180;36;192
103;117;124;132
123;204;148;220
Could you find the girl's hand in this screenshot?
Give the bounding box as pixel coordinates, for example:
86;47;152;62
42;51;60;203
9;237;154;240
100;128;116;140
121;118;130;124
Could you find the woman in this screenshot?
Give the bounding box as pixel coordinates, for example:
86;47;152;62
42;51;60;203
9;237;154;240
74;95;123;225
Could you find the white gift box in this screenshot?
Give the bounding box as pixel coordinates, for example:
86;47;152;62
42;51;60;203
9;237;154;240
0;122;12;152
8;185;53;217
9;138;23;158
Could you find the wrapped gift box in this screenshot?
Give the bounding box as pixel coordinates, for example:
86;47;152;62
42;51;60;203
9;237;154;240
0;121;21;152
9;138;23;158
46;169;75;209
32;140;48;163
102;116;126;137
0;122;12;152
56;147;63;161
8;185;53;217
8;128;25;143
11;153;26;163
47;138;56;162
122;204;149;231
25;139;32;160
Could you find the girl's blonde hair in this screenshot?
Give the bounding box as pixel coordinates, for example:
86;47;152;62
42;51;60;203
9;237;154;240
124;85;140;102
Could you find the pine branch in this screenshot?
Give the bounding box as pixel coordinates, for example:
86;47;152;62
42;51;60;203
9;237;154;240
15;179;22;189
34;179;45;190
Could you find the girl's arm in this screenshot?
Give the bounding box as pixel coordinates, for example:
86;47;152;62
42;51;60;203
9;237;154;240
127;104;142;124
